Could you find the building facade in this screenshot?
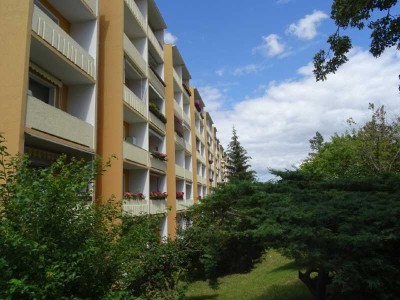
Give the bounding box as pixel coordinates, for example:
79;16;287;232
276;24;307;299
0;0;225;238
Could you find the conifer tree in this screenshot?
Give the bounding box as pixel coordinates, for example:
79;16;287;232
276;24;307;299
225;127;256;181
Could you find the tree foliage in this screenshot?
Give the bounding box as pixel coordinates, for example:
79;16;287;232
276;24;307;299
0;135;188;299
313;0;400;84
225;127;256;182
301;105;400;179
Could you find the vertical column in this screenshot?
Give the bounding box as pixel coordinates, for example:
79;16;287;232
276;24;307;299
189;87;199;204
164;45;177;238
203;113;210;194
0;0;33;155
97;0;124;204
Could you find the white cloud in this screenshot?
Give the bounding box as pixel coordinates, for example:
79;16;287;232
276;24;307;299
233;64;264;76
210;48;400;181
253;34;285;57
286;10;328;40
164;31;178;44
198;86;225;113
216;68;225;77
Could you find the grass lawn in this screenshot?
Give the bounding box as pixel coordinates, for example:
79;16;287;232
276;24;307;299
185;251;311;300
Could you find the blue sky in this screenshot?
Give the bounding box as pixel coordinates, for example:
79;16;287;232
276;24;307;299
157;0;400;180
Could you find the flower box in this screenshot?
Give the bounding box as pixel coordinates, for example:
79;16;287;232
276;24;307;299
194;101;202;112
150;191;168;200
151;151;168;161
176;191;184;199
124;192;145;200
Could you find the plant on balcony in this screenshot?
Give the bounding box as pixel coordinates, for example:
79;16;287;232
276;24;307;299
124;192;145;200
197;195;202;200
149;102;167;124
182;82;192;96
151;151;168;162
194;101;202;113
176;192;184;199
150;191;168;200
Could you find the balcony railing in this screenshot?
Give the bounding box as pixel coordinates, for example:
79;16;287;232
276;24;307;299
185;170;193;181
197;154;206;165
174;133;185;149
174;101;183;118
123;141;148;166
149;156;167;172
150;199;167;214
185;141;192;153
175;164;185;178
32;5;96;79
177;199;194;211
83;0;97;14
123;85;147;119
197;176;206;185
147;26;164;60
173;69;181;84
149;111;166;133
123;199;167;216
182;82;192;96
148;66;165;98
124;0;146;31
26;96;94;148
183;111;191;126
124;34;146;76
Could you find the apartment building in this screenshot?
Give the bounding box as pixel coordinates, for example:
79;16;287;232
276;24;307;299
0;0;225;239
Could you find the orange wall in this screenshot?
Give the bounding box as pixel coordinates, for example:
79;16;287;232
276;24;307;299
0;0;33;155
97;0;124;204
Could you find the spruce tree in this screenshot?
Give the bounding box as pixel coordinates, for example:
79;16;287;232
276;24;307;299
226;127;256;181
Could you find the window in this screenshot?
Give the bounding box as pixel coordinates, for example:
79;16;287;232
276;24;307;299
34;0;59;24
28;74;56;106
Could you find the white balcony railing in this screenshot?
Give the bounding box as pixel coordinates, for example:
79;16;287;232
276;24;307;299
123;199;167;216
32;5;96;79
173;69;181;84
150;200;167;214
183;111;191;126
177;199;194;211
147;26;164;60
197;154;206;165
26;96;94;148
185;142;192;153
185;169;193;181
123;85;147;119
175;133;185;149
149;156;167;172
149;111;166;133
175;164;185;178
124;0;146;31
123;142;148;166
198;176;206;185
83;0;97;14
123;200;148;216
174;101;183;118
124;34;147;76
148;67;165;98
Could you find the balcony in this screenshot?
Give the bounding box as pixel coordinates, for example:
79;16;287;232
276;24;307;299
185;169;193;181
174;101;183;119
197;154;206;165
123;141;148;166
185;142;192;153
150;200;167;214
177;198;194;211
149;156;167;172
148;67;165;98
124;34;146;76
47;0;97;20
123;200;148;216
173;69;181;84
123;199;167;216
175;164;185;178
149;111;166;133
31;5;96;81
147;26;164;60
124;0;146;31
26;96;94;148
182;82;192;97
175;133;185;150
198;176;206;185
123;85;147;119
183;111;191;126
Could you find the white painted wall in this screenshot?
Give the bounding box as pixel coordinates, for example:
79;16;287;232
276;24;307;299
175;149;184;167
130;122;148;149
70;20;97;59
128;169;149;195
67;84;96;125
